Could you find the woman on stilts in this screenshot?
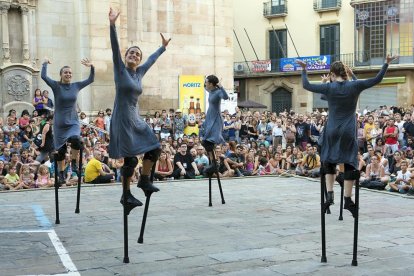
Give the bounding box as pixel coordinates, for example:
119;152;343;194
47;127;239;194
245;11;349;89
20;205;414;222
297;54;397;217
41;57;95;183
108;8;171;214
202;75;229;175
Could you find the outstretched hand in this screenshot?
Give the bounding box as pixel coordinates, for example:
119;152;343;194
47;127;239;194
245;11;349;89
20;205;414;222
81;58;93;67
321;74;330;83
43;57;51;64
386;54;398;64
160;33;171;47
109;7;120;25
295;59;307;70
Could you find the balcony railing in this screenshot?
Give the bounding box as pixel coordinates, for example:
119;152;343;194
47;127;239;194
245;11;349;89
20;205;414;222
313;0;341;12
263;1;288;18
350;0;387;7
234;51;413;76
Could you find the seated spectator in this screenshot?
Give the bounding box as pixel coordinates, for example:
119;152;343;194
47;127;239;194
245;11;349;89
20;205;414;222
360;154;389;189
296;145;320;177
245;154;256;175
18;110;31;130
286;147;301;172
20;125;34;149
226;144;247;177
20;164;35;188
3;166;27;190
84;151;114;184
35;164;53;188
172;144;199;179
257;157;273;176
211;145;234;178
389;151;403;175
194;146;209;175
3;116;20;143
389;160;412;193
154;151;173;181
269;152;286;174
0;160;7;187
8;152;22;176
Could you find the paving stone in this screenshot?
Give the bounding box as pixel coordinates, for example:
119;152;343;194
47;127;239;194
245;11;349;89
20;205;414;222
1;176;414;275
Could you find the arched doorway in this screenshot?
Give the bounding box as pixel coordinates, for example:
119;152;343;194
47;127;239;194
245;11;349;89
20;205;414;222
272;87;292;114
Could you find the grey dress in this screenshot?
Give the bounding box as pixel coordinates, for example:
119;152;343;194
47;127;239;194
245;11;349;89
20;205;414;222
41;63;95;150
108;25;165;159
301;63;389;169
202;87;229;144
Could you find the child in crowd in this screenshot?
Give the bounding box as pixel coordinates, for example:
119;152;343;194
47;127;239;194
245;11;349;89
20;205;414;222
20;164;35;188
389;160;412;193
4;167;27;190
36;165;53;188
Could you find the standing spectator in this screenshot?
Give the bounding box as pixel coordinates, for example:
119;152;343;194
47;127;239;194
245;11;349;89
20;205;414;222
94;110;106;139
171;143;199;179
32;88;46;116
295;114;310;151
42;90;54;115
247;118;259;141
272;119;284;147
394;113;405;147
363;115;375;147
383;118;399;154
104;108;112;134
159;111;172;140
79;112;89;124
173;109;187;139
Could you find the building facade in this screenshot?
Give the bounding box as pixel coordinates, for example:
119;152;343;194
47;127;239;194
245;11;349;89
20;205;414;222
233;0;414;114
0;0;234;117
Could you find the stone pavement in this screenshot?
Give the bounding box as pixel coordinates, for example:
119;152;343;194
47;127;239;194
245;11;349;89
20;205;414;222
1;176;414;276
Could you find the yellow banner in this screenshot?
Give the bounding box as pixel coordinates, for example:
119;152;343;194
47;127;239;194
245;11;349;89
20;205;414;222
178;75;205;136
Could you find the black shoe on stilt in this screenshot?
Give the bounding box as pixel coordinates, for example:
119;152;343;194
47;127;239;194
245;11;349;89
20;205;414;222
120;191;143;215
137;175;159;192
336;172;344;188
322;191;334;213
344;197;357;218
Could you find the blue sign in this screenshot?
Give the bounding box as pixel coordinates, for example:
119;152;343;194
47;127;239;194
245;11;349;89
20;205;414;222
280;55;331;72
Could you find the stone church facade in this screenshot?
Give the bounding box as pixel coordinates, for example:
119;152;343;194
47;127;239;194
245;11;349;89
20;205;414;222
0;0;234;117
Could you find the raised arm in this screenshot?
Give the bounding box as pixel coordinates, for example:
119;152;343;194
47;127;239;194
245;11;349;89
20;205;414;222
76;60;95;90
137;46;166;77
137;32;170;76
109;8;123;71
296;60;329;94
217;83;229;100
356;55;397;90
41;59;58;90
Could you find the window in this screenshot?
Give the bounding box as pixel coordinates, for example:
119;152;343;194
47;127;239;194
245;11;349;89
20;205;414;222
269;29;287;71
354;0;414;65
320;24;340;61
271;0;286;14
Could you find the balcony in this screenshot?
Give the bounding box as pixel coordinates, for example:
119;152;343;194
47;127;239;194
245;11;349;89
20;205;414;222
313;0;341;12
350;0;387;7
234;51;414;77
263;1;288;19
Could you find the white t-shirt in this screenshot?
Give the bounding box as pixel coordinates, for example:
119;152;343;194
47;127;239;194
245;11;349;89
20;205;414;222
396;170;411;182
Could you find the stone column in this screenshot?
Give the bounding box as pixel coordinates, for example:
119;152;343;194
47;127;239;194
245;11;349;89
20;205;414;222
21;5;30;63
0;3;11;64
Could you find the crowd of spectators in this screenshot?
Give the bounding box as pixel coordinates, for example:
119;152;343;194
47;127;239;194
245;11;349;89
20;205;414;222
1;95;414;196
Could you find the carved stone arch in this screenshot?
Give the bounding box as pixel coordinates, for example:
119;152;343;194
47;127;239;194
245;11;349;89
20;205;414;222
260;77;294;95
258;77;294;114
